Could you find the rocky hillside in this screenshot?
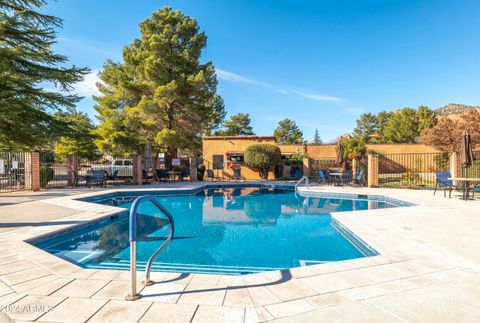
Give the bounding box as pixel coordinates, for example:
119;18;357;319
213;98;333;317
435;103;480;116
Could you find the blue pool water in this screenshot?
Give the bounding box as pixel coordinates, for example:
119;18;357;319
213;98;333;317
31;186;402;275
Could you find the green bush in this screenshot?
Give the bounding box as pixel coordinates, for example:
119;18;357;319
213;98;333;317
342;137;367;160
287;152;307;165
40;166;54;188
197;164;206;181
244;144;281;179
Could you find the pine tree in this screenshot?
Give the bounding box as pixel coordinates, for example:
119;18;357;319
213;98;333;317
54;107;98;160
313;129;322;144
273;118;303;144
0;0;88;150
215;113;254;136
94;7;225;163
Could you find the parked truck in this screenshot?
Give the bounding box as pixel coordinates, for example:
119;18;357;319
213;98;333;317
87;159;134;178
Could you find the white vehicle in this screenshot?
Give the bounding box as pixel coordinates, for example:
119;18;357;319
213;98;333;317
92;159;133;178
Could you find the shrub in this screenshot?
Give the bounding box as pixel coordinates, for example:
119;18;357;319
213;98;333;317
40;166;54;188
287;152;307;165
197;164;205;181
244;144;281;179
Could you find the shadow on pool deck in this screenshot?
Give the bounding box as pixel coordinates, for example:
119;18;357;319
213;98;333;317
0;220;85;228
139;269;293;299
0;201;83;234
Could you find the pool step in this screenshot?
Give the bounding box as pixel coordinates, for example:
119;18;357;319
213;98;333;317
86;260;284;275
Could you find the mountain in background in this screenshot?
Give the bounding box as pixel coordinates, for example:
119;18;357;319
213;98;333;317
435;103;480;117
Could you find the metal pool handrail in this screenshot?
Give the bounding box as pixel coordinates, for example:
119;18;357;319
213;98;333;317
125;195;174;301
295;176;310;191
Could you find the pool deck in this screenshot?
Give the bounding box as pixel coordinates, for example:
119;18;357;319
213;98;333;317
0;182;479;322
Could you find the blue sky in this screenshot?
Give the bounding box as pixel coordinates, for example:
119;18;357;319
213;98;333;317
47;0;480;142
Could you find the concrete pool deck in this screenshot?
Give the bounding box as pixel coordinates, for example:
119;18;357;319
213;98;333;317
0;182;479;322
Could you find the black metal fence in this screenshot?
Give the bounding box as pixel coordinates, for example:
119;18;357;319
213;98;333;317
39;153;136;188
309;159;338;175
463;151;480;178
40;152;70;189
378;152;450;189
0;151;28;193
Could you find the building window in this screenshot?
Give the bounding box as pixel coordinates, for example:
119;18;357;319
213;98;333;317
229;155;244;163
213;155;224;169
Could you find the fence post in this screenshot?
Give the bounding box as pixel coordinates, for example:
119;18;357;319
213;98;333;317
132;155;143;185
189;158;197;182
367;154;379;188
450;152;461;185
30;152;40;191
352;158;359;180
24;153;32;190
302;157;310;177
67;155;78;187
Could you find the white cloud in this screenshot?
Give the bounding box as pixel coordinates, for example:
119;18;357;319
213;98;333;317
216;69;272;88
216;69;345;103
292;91;344;103
73;70;102;97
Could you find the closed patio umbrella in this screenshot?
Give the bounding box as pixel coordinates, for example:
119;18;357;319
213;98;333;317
460;130;474;168
336;141;344;165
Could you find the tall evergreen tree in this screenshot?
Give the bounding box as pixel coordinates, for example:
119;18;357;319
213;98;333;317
94;7;225;162
273;118;303;144
0;0;88;150
383;108;419;143
352;113;378;143
417;105;436;134
214;113;254;136
312;129;322;144
54;107;98;160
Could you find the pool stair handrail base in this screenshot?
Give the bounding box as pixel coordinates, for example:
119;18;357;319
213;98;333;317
125;194;175;301
295;176;310;204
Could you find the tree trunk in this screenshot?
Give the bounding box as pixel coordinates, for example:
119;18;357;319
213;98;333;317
165;146;177;169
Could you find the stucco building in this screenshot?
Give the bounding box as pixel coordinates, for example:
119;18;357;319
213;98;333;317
202;136;440;180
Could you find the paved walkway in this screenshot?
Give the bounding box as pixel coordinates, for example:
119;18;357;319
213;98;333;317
0;183;479;322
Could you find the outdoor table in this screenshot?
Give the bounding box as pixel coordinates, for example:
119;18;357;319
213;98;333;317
329;172;343;186
448;177;480;200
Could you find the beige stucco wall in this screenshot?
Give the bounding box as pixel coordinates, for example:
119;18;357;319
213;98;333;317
202;136;443;180
202;136;277;180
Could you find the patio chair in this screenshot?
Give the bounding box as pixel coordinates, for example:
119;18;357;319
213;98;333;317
156;168;170;182
318;170;327;184
433;172;459;198
71;170;86;188
88;170;106;188
180;167;190;181
233;168;245;181
353;169;364;186
471;183;480;198
287;168;302;181
107;170;121;187
340;171;353;186
206;169;223;181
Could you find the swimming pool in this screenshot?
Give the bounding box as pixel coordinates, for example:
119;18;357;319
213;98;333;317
30;185;407;275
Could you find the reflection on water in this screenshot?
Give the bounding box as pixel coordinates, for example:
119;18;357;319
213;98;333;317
33;187;393;274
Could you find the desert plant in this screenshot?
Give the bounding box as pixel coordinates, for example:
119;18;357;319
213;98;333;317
244;144;281;179
342;137;367;160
